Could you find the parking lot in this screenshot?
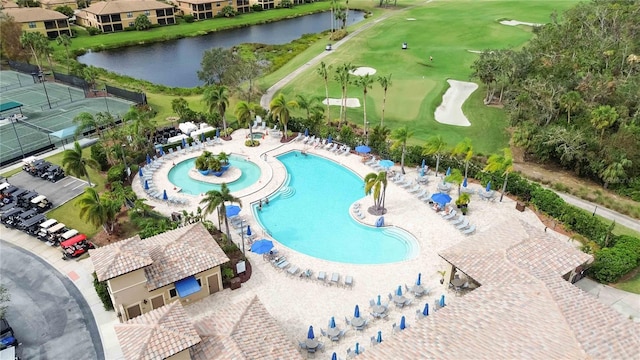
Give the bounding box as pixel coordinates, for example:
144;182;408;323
6;171;87;208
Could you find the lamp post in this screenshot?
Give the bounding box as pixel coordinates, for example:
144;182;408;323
240;219;246;257
40;71;52;109
10;118;25;159
103;87;110;113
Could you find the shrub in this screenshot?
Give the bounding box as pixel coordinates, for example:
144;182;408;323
612;235;640;263
590;247;637;283
221;266;235;280
87;27;101;36
251;4;263;11
92;272;114;311
90;143;109;171
245;139;260;147
107;163;126;183
183;14;195;23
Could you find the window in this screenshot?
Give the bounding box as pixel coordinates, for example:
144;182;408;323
127;12;133;18
144;11;150;16
28;22;36;28
216;2;220;6
129;22;134;27
169;288;177;298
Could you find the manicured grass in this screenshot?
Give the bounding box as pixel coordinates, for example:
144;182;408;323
0;168;22;178
277;0;580;154
595;215;640;239
614;271;640;295
147;92;207;127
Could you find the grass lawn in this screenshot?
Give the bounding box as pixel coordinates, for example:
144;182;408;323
276;0;580;155
614;270;640;295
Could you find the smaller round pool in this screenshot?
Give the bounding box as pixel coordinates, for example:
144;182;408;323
168;154;261;195
251;132;264;139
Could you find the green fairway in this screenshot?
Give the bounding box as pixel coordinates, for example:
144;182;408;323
277;0;580;154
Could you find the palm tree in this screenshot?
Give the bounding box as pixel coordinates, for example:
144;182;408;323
451;138;474;178
62;141;99;187
235;100;258;140
364;171;388;214
20;32;47;70
377;74;392;126
56;34;72;73
560;90;583;124
390;126;413;174
77;187;120;234
203;85;229;138
73;112;101;139
590;105;619;140
483;148;514;202
200;183;242;240
445;168;464;196
354;74;374;144
600;156;632;189
270;93;297;138
334;63;354;127
422;135;448;176
316;61;332;124
295;94;322;125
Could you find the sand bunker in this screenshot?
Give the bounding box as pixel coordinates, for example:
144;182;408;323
434;80;478;127
350;67;377;76
499;20;543;27
406;18;416;21
322;98;361;108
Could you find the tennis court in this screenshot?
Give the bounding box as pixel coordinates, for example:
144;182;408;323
0;71;34;92
0;70;133;165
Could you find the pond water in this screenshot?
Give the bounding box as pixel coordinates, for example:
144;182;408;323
78;10;364;88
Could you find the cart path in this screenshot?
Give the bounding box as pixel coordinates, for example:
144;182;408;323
260;0;434;109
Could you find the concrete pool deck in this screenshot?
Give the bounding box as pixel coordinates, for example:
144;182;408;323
130;128;580;357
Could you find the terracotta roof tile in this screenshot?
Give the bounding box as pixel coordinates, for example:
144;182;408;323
3;7;67;22
89;235;153;282
82;0;172;15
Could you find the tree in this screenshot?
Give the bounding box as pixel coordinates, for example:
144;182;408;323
590;105;619;139
445;168;464;196
377;74;392;127
270;93;297;137
422;135;448;175
235;100;259;139
226;55;266;103
197;47;237;86
203;85;229;137
483;148;514;202
20;31;47;70
62;141;99;187
77;187;120;234
171;97;190;118
0;284;9;319
1;14;29;61
364;171;387;214
73;112;103;138
354;74;374;144
559;90;583;124
390;126;413;174
334;63;354;127
83;66;99;90
280;0;292;8
134;14;152;30
56;34;72;73
200;183;241;241
220;5;236;17
295;94;322;125
54;5;74;17
316;61;332;124
451;138;474;178
600;156;632;189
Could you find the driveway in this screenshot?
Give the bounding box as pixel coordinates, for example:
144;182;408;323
0;241;103;360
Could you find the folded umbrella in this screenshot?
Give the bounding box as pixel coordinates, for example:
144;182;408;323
138;167;143;177
307;325;314;339
486;181;492;192
396;285;402;296
377;294;381;306
417;273;422;286
440;294;446;308
463;177;468;187
144;180;149;190
163;190;168;201
376;330;382;343
246;225;252;236
400;316;406;330
329;317;336;329
423;303;429;317
354;305;360;318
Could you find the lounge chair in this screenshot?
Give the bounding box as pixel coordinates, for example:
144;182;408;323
365;157;377;166
407;184;421;193
369;299;376;307
287;266;299;276
402;180;415;189
455;218;470;230
317;271;327;283
415;189;427;198
450;215;465;225
277;260;290;270
330;272;340;285
261;121;266;130
342;146;351;155
316;139;326;148
461;224;476;235
345;275;353;288
442;209;457;220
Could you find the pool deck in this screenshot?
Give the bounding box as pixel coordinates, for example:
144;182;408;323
132;129;574;357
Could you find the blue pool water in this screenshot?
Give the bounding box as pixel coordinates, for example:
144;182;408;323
168;155;261;195
255;152;418;264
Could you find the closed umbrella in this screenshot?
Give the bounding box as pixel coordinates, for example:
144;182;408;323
421;159;426;170
163;190;168;200
304;128;309;137
377;295;381;306
225;205;241;217
329;317;336;329
420;168;425;177
146;154;151;164
307;326;315;339
182;137;187;148
331;352;337;360
376;330;383;343
446;167;451;176
200;133;205;142
354;305;360;318
486;181;492;192
400;316;406;330
159;147;165;156
355;343;360;354
215;128;220;138
144;180;149;190
327;135;332;143
138;167;143;177
417;273;422;286
246;225;252;237
422;303;429;317
396;285;402;296
440;294;446;308
463;177;468;188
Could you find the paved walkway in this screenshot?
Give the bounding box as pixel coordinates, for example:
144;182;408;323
575;278;640;323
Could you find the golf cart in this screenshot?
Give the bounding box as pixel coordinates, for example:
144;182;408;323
29;195;52;212
42;222;66;244
61;234;94;260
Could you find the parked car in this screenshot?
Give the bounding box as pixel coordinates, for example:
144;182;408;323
1;318;19;360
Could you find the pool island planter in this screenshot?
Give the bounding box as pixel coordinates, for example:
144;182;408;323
211;164;231;177
197;169;211;176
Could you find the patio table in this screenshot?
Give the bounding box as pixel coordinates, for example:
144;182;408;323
351;317;365;329
393;295;408;306
451;278;465;287
411;285;427;296
327;327;340;339
372;305;387;315
305;339;319;350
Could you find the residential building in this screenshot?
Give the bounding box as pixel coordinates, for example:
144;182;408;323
76;0;175;33
40;0;78;10
172;0;240;20
89;222;229;322
0;0;19;9
2;7;70;38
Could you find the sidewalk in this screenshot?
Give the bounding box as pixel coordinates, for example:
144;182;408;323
575;278;640;323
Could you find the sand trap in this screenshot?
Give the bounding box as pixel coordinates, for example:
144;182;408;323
434;80;478;127
350;67;377;76
406;18;416;21
322;98;361;108
499;20;543;27
467;50;486;54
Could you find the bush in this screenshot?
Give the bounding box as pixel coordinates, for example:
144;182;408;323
183;14;195;23
107;163;126;183
90;143;109;171
590;247;637;283
92;272;113;311
251;4;263;11
245;139;260;147
612;235;640;263
87;27;101;36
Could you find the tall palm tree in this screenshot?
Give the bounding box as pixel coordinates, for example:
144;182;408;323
295;94;322;125
451;138;474;178
73;112;101;139
377;74;392;127
316;61;332;124
203;85;229;138
77;187;120;234
364;171;388;214
235;100;258;140
62;141;99;187
354;74;374;144
334;63;354;127
56;34;72;73
590;105;618;140
560;90;583;124
200;183;241;240
422;135;448;176
483;148;514;202
20;32;47;70
390;126;413;174
270;93;297;138
600;156;632;189
445;168;464;196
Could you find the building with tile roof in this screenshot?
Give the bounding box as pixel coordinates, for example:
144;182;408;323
40;0;77;10
76;0;175;33
2;7;70;38
90;222;229;322
359;220;640;359
0;0;19;9
170;0;249;20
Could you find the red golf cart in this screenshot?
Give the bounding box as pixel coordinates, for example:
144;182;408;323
60;234;95;260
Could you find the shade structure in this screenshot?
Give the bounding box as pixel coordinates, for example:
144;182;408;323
376;330;383;343
250;239;273;254
163;190;168;200
377;295;381;306
421;159;426;169
304;128;309;137
327;135;332;143
423;303;429;316
174;276;201;298
463;177;468;187
400;316;406;330
396;285;402;296
144;180;149;190
138;167;143;177
431;193;452;205
146;153;151;164
486;181;492;192
246;225;252;236
446;167;451;176
355;145;371;154
440;294;446;308
331;352;337;360
417;273;422;286
226;205;241;218
329;317;336;328
355;343;360;354
307;326;315;339
216;128;220;138
378;159;394;169
182;137;187;148
354;305;360;318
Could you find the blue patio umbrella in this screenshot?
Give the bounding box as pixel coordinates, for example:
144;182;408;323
225;205;241;218
440;294;446;308
200;133;205;142
331;352;337;360
355;343;360;354
163;190;168;201
417;273;422;286
304;128;309;137
327;135;332;143
396;285;402;296
463;177;468;187
420;168;425;177
307;326;315;339
182;137;187;148
354;305;360;318
355;145;371;154
215;128;220;138
422;303;429;317
250;239;273;254
431;193;452;205
378;159;394;169
486;181;492;192
446;167;451;176
329;317;336;329
421;159;426;169
159;147;165;156
377;295;381;306
376;330;383;343
138;167;143;177
144;180;149;190
246;225;252;237
146;153;151;164
400;316;406;330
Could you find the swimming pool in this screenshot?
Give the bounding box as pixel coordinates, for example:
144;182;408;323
168;155;261;195
255;151;418;264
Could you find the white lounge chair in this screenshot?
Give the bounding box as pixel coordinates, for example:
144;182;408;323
342;146;351;155
402;180;415;189
455;218;470;230
450;215;465;225
407;184;421;193
442;209;457;220
295;133;304;141
261;121;266;130
461;225;476;235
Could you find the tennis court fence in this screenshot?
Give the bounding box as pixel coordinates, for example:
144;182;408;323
8;60;39;75
106;85;147;105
